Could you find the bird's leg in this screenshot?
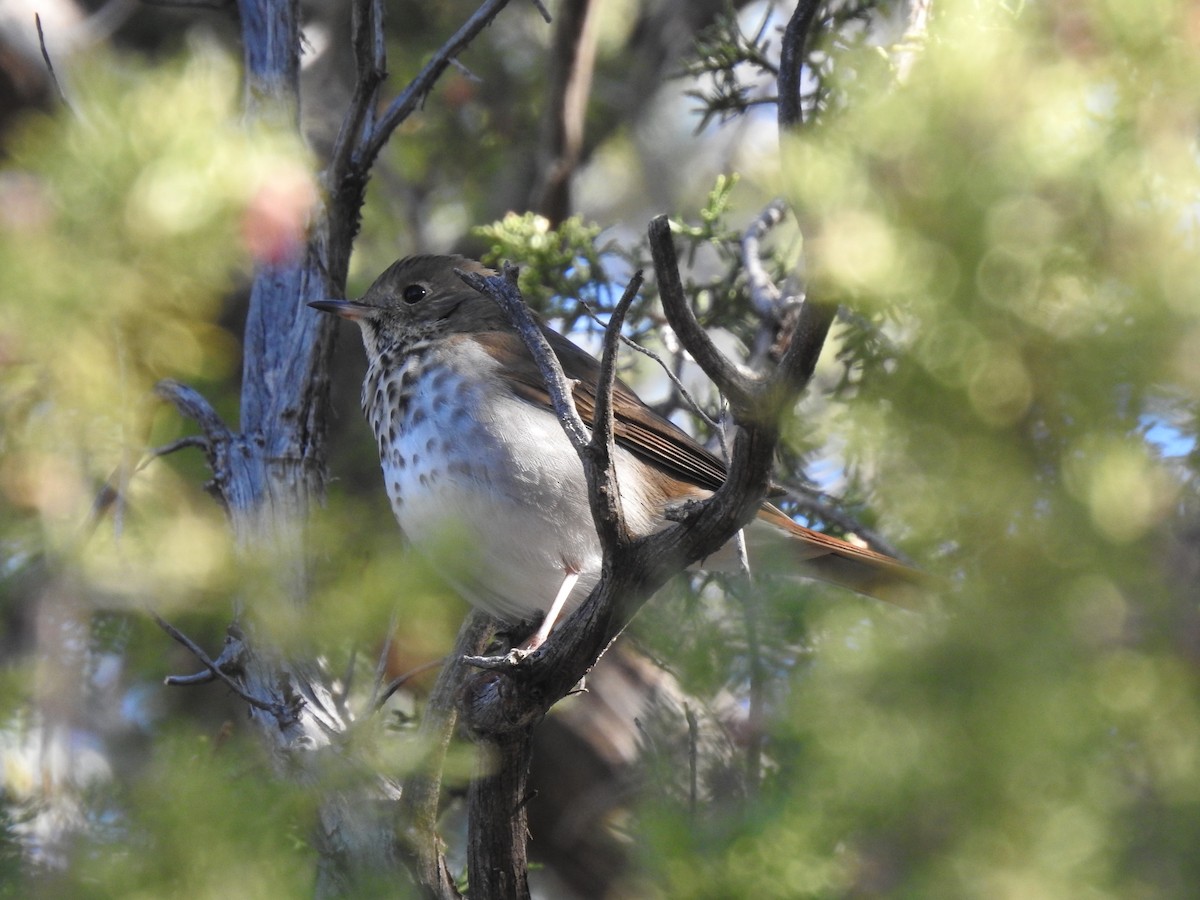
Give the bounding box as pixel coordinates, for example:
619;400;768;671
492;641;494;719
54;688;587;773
520;567;580;652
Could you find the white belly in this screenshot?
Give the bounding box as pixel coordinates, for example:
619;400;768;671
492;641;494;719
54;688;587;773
371;340;660;623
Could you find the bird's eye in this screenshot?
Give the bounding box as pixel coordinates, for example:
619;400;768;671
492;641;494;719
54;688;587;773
402;283;428;304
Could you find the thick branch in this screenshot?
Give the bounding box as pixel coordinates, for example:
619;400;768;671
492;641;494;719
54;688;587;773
772;290;835;407
236;0;300;126
466;725;533;900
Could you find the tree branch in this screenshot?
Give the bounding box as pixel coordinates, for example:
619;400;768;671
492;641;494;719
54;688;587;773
778;0;821;130
361;0;519;168
528;0;599;224
327;0;386;186
649;215;760;417
155;615;283;715
398;612;494;900
588;271;643;547
456;265;592;454
455;210;810;735
34;13;71;110
742;199;787;318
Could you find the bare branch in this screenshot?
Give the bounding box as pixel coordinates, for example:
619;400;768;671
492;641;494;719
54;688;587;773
742;199;787;317
34;14;71;110
587;270;643;546
372;657;445;713
593;273;642;442
327;0;387;186
86;436;210;533
155;615;280;714
154;379;235;447
529;0;598;223
580;310;721;432
367;609;399;712
771;283;835;406
162;668;217;686
778;0;821;130
648;215;759;417
456;265;591;454
363;0;519;167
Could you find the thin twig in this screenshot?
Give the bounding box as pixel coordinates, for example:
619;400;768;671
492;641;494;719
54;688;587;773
363;0;519;167
775;477;910;562
34;14;71;110
526;0;551;23
588;270;643;545
684;703;699;822
742;200;787;318
140;435;211;468
87;436;211;532
367;609;400;711
373;657;447;712
581;303;721;433
154;614;279;713
594;272;643;435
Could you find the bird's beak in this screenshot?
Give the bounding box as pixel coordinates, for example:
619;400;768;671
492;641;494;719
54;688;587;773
309;299;374;320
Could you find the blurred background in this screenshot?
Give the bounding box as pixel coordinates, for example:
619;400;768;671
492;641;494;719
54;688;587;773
3;0;1200;896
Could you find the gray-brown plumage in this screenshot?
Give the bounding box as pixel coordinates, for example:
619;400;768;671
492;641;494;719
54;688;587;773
313;255;922;644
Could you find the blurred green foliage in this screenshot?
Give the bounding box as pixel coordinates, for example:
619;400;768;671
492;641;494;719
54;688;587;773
0;44;310;584
636;2;1200;897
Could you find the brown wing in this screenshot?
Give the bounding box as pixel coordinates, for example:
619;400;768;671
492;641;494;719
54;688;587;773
476;328;927;608
478;328;731;491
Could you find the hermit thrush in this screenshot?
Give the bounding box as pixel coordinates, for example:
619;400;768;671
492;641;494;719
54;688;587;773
312;255;920;647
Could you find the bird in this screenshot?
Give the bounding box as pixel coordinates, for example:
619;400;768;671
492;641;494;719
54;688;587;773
311;255;922;649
